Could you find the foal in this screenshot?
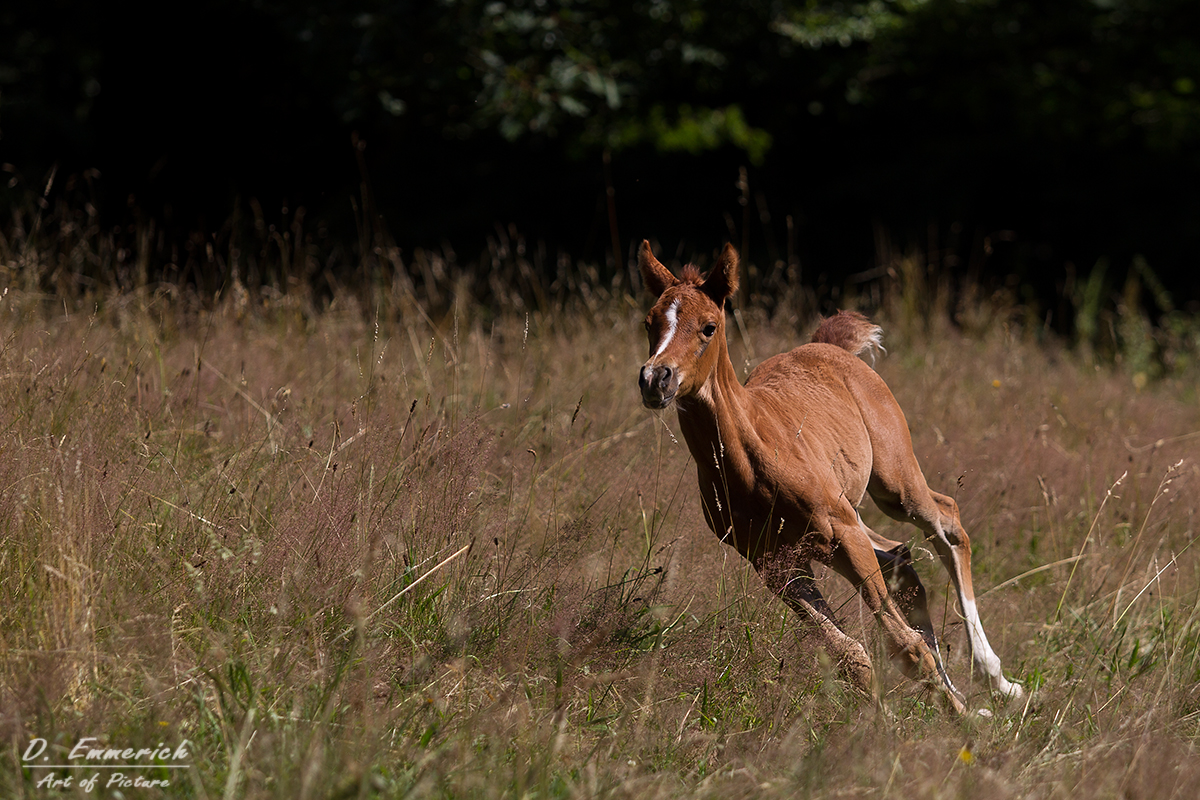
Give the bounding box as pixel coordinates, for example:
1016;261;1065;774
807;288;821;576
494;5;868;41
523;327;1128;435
636;241;1021;713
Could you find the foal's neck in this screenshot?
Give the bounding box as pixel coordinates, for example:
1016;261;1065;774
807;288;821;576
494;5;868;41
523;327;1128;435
675;334;754;472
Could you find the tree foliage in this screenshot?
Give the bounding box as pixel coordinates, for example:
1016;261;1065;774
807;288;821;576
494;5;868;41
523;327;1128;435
3;0;1200;302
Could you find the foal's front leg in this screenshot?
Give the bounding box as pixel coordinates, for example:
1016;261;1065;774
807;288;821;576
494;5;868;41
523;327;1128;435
772;562;875;695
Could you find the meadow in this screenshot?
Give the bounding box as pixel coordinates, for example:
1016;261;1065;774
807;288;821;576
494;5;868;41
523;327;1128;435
2;227;1200;798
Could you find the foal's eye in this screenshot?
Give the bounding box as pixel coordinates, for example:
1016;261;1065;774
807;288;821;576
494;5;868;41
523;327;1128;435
644;318;652;331
702;322;717;337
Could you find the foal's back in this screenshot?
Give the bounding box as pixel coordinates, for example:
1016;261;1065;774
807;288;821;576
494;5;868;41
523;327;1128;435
744;341;918;506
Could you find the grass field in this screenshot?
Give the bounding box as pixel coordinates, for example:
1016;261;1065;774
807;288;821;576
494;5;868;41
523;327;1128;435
2;245;1200;798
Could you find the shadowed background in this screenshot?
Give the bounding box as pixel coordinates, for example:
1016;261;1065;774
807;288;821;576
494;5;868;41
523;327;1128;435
4;0;1200;321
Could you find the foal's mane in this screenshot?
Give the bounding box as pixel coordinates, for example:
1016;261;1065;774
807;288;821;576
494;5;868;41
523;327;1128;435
680;264;703;284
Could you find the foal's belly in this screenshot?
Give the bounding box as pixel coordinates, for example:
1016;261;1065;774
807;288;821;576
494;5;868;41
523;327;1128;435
696;468;837;564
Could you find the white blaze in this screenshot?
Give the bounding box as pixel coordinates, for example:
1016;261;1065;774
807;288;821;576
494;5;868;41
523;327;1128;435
652;299;681;359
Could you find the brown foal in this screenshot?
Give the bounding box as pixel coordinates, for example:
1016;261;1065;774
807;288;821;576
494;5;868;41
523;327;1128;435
636;240;1021;713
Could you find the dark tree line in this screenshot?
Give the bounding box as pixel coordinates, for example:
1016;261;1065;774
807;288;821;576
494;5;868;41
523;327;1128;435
3;0;1200;314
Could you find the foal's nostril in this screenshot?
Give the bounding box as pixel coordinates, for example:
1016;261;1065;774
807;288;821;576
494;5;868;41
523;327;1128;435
657;366;673;390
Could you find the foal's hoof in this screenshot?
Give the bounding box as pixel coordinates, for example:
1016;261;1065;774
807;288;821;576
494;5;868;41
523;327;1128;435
938;687;967;717
990;675;1025;701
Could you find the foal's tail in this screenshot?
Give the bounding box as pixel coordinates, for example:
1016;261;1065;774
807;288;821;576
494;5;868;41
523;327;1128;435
811;310;886;362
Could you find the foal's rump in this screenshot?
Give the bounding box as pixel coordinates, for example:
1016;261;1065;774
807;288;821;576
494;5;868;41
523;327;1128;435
745;339;927;512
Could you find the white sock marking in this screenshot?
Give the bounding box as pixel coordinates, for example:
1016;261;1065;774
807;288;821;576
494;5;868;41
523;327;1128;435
962;596;1021;696
961;598;1001;676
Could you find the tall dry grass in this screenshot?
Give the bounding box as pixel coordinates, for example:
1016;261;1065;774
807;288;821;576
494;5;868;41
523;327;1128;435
0;223;1199;798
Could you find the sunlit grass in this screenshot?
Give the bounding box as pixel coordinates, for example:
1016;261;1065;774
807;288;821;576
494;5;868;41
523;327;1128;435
1;231;1199;797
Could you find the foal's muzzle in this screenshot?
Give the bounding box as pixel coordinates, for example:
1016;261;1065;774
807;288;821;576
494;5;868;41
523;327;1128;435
639;364;678;408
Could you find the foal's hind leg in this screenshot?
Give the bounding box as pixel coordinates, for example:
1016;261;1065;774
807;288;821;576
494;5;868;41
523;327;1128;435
869;481;1023;699
774;562;875;695
827;514;966;715
870;538;958;696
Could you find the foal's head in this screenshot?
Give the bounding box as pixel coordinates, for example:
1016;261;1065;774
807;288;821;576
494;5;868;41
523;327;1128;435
637;241;739;408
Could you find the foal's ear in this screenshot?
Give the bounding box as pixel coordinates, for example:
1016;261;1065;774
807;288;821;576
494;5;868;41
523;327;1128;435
638;240;679;297
700;243;739;304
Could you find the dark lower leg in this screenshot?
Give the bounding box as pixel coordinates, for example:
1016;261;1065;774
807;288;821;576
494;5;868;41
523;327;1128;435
873;543;957;693
833;545;967;715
